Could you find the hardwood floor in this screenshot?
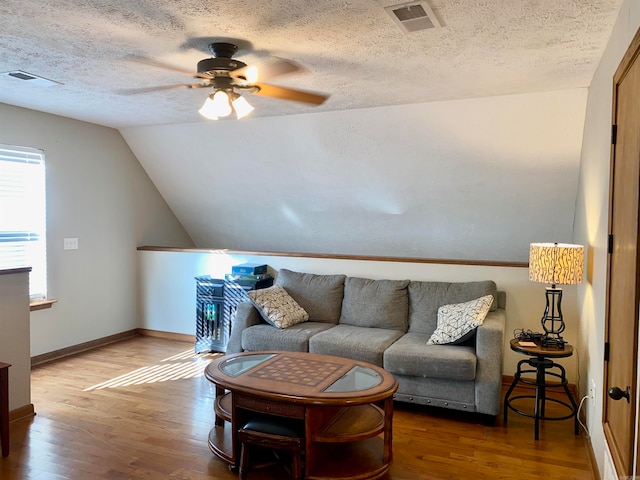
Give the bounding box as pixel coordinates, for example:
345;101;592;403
1;336;595;479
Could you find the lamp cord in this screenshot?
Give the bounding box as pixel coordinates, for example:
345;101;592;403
573;346;590;437
574;345;580;396
577;395;590;436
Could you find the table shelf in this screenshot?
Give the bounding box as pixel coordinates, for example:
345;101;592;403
313;404;384;443
208;423;233;464
306;437;390;480
214;391;232;423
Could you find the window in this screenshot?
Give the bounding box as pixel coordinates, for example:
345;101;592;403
0;144;47;300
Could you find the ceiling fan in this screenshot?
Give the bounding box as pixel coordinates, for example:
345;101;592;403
126;42;329;120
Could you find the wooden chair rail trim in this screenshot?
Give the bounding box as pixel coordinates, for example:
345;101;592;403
137;246;528;268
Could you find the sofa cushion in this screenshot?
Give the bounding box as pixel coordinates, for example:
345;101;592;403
427;295;494;345
276;269;346;324
248;285;309;329
384;333;477;381
339;277;410;331
408;280;498;336
309;324;404;367
241;322;335;352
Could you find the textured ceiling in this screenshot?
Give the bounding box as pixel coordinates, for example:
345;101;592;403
0;0;623;129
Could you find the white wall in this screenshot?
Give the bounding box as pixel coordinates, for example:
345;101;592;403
0;270;30;411
138;249;581;383
0;103;194;356
574;0;640;476
122;88;587;263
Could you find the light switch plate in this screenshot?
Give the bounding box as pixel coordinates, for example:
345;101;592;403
63;237;78;250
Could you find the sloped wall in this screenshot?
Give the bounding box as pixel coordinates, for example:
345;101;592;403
121;88;587;262
0;103;194;356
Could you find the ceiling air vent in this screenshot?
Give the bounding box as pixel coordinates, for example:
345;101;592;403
0;70;62;87
384;1;441;33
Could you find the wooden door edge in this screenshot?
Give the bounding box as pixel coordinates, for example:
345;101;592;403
603;24;640;479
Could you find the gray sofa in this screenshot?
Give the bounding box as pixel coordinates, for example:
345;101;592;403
227;268;506;417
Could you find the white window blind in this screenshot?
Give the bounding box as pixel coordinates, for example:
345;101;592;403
0;144;47;300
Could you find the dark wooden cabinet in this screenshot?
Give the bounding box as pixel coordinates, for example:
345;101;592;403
195;275;273;354
195;276;226;353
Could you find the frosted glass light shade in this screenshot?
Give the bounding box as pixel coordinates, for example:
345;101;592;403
232;95;254;119
198;90;233;120
199;91;253;120
198;96;219;120
210;90;232;117
529;243;584;285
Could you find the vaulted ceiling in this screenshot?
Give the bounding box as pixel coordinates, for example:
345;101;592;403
0;1;625;261
0;0;623;128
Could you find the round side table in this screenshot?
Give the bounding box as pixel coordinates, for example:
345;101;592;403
503;338;579;440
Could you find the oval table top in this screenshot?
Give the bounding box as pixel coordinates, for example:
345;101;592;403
205;351;398;406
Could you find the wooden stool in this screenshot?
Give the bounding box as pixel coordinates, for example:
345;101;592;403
0;362;10;458
238;415;304;480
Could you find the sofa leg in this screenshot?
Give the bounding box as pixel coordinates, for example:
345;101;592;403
479;414;498;426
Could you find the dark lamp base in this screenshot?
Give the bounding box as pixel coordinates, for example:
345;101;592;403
541;335;566;350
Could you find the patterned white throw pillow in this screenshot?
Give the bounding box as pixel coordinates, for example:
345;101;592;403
248;285;310;329
427;295;494;345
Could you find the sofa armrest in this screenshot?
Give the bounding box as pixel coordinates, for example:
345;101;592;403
473;308;506;415
226;302;264;354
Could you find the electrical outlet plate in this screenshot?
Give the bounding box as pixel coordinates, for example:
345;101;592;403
590;379;597;406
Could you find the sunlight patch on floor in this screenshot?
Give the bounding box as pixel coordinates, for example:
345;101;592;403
162;349;220;362
83;350;222;391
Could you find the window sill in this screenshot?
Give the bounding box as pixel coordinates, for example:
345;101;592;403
30;299;57;311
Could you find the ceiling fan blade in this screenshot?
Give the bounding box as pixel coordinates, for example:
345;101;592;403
126;55;211;79
117;83;210;95
231;57;302;83
252;83;329;105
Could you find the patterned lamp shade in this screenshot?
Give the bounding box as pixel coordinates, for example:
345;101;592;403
529;243;585;285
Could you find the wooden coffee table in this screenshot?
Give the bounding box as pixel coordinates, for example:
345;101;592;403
204;351;398;480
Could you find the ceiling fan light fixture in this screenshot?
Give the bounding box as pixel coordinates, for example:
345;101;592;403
198;95;219;120
232;94;255;119
200;90;254;121
128;41;328;120
211;90;233;117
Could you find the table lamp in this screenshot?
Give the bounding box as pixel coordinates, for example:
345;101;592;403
529;243;584;349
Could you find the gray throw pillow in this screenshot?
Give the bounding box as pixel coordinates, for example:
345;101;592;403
339;277;410;331
408;280;498;335
276;269;346;324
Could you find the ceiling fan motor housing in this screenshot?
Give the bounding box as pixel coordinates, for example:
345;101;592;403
208;42;238;58
197;57;247;77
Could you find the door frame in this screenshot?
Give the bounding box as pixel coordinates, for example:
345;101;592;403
602;25;640;478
